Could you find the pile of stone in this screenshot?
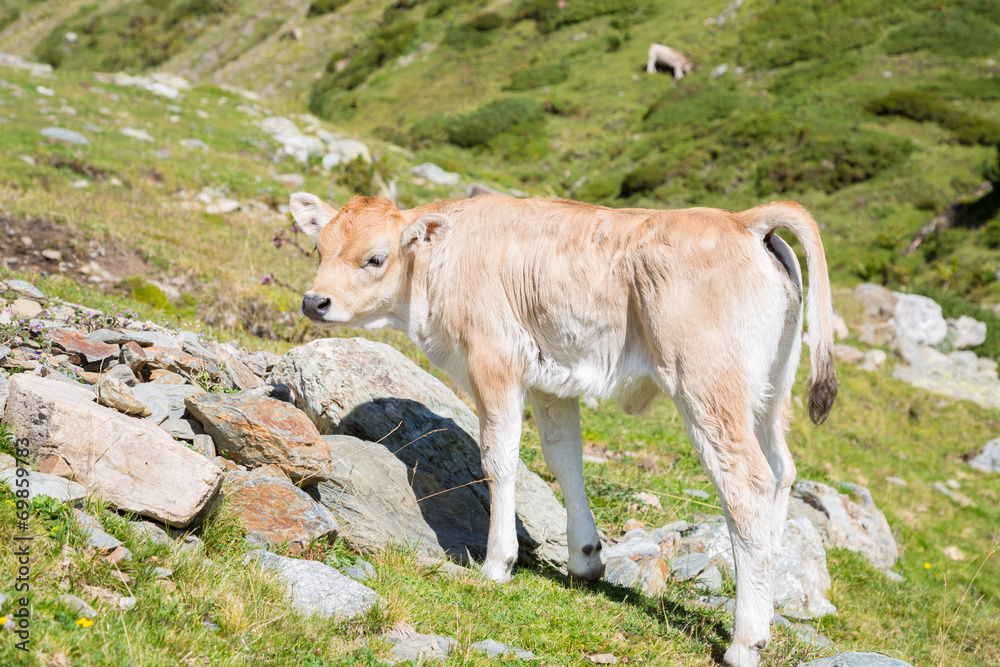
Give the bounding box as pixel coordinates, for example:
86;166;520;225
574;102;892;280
257;114;370;168
841;284;997;408
601;479;901;648
0;281;570;633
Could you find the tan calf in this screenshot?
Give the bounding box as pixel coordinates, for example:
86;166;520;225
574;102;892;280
292;192;837;667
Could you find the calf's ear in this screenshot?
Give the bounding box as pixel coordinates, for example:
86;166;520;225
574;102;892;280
401;213;451;252
289;192;338;240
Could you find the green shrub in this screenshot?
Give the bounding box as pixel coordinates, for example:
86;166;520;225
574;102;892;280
620;163;669;197
310;15;418;119
445;97;544;147
443;12;503;50
734;0;885;69
884;8;1000;58
513;0;641;34
307;0;350;17
505;61;568;91
408;114;449;147
982;218;1000;249
755;131;913;195
921;229;964;262
643;82;742;130
33;0;235;71
867;90;1000;146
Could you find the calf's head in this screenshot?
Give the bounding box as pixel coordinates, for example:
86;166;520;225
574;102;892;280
290;192;449;329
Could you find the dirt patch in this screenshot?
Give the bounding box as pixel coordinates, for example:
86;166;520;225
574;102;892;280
0;212;192;297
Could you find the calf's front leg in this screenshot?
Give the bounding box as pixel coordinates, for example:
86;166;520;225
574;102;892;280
530;390;604;581
468;357;525;583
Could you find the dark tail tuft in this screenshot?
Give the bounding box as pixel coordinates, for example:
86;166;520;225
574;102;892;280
808;371;838;425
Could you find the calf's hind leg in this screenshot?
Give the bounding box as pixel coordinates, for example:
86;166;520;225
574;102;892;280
529;390;605;582
678;395;778;667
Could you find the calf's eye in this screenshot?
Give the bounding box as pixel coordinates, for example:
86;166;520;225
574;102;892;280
365;254;386;269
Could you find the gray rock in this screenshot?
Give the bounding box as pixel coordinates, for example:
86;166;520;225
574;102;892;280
773;517;836;618
411;162;460;186
322;139;371;168
243;384;294;404
671;552;709;581
153;567;172;579
7;280;46;299
131;383;170;424
791;623;833;648
386;632;457;664
603;556;640;588
155;383;204;419
59;594;97;618
89;329;180;349
797;652;913;667
683;488;710;499
194;434;216;458
118;596;137;610
604;536;659;561
343;559;376;583
0;469;86;503
160;417;203;441
272;338;569;573
790;480;898;570
245;549;382;621
40;127;90;145
0;371;10;413
893;292;947;346
95;376;151;416
933;482;974;507
416;556;476;579
948;316;987;349
969;439;1000;474
853;283;896;320
72;509;127;554
472;638;534;659
695;565;722;593
107;364;138;386
467;184;501;198
130;520;170;545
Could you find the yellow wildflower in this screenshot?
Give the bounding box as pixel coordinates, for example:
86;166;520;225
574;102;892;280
76;618;94;628
924;562;931;569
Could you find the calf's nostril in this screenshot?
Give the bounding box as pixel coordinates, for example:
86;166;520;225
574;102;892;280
302;294;332;318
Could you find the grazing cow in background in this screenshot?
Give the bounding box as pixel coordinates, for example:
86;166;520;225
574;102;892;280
647;43;696;79
292;192;837;667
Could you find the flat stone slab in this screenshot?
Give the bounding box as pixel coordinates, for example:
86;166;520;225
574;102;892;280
670;552;709;581
0;468;86;503
386;632;457;664
186;393;331;484
5;374;222;526
48;329;118;365
245;549;382;621
472;638;534;659
798;653;913;667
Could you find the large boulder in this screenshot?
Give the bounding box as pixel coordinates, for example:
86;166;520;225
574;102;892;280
185;393;332;485
790;480;898;570
773;517;837;618
245;550;382;621
948;316;987;350
4;374;222;526
270;337;569;573
853;284;897;321
893;293;947;347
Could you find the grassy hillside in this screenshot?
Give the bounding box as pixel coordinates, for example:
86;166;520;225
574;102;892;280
1;0;1000;665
